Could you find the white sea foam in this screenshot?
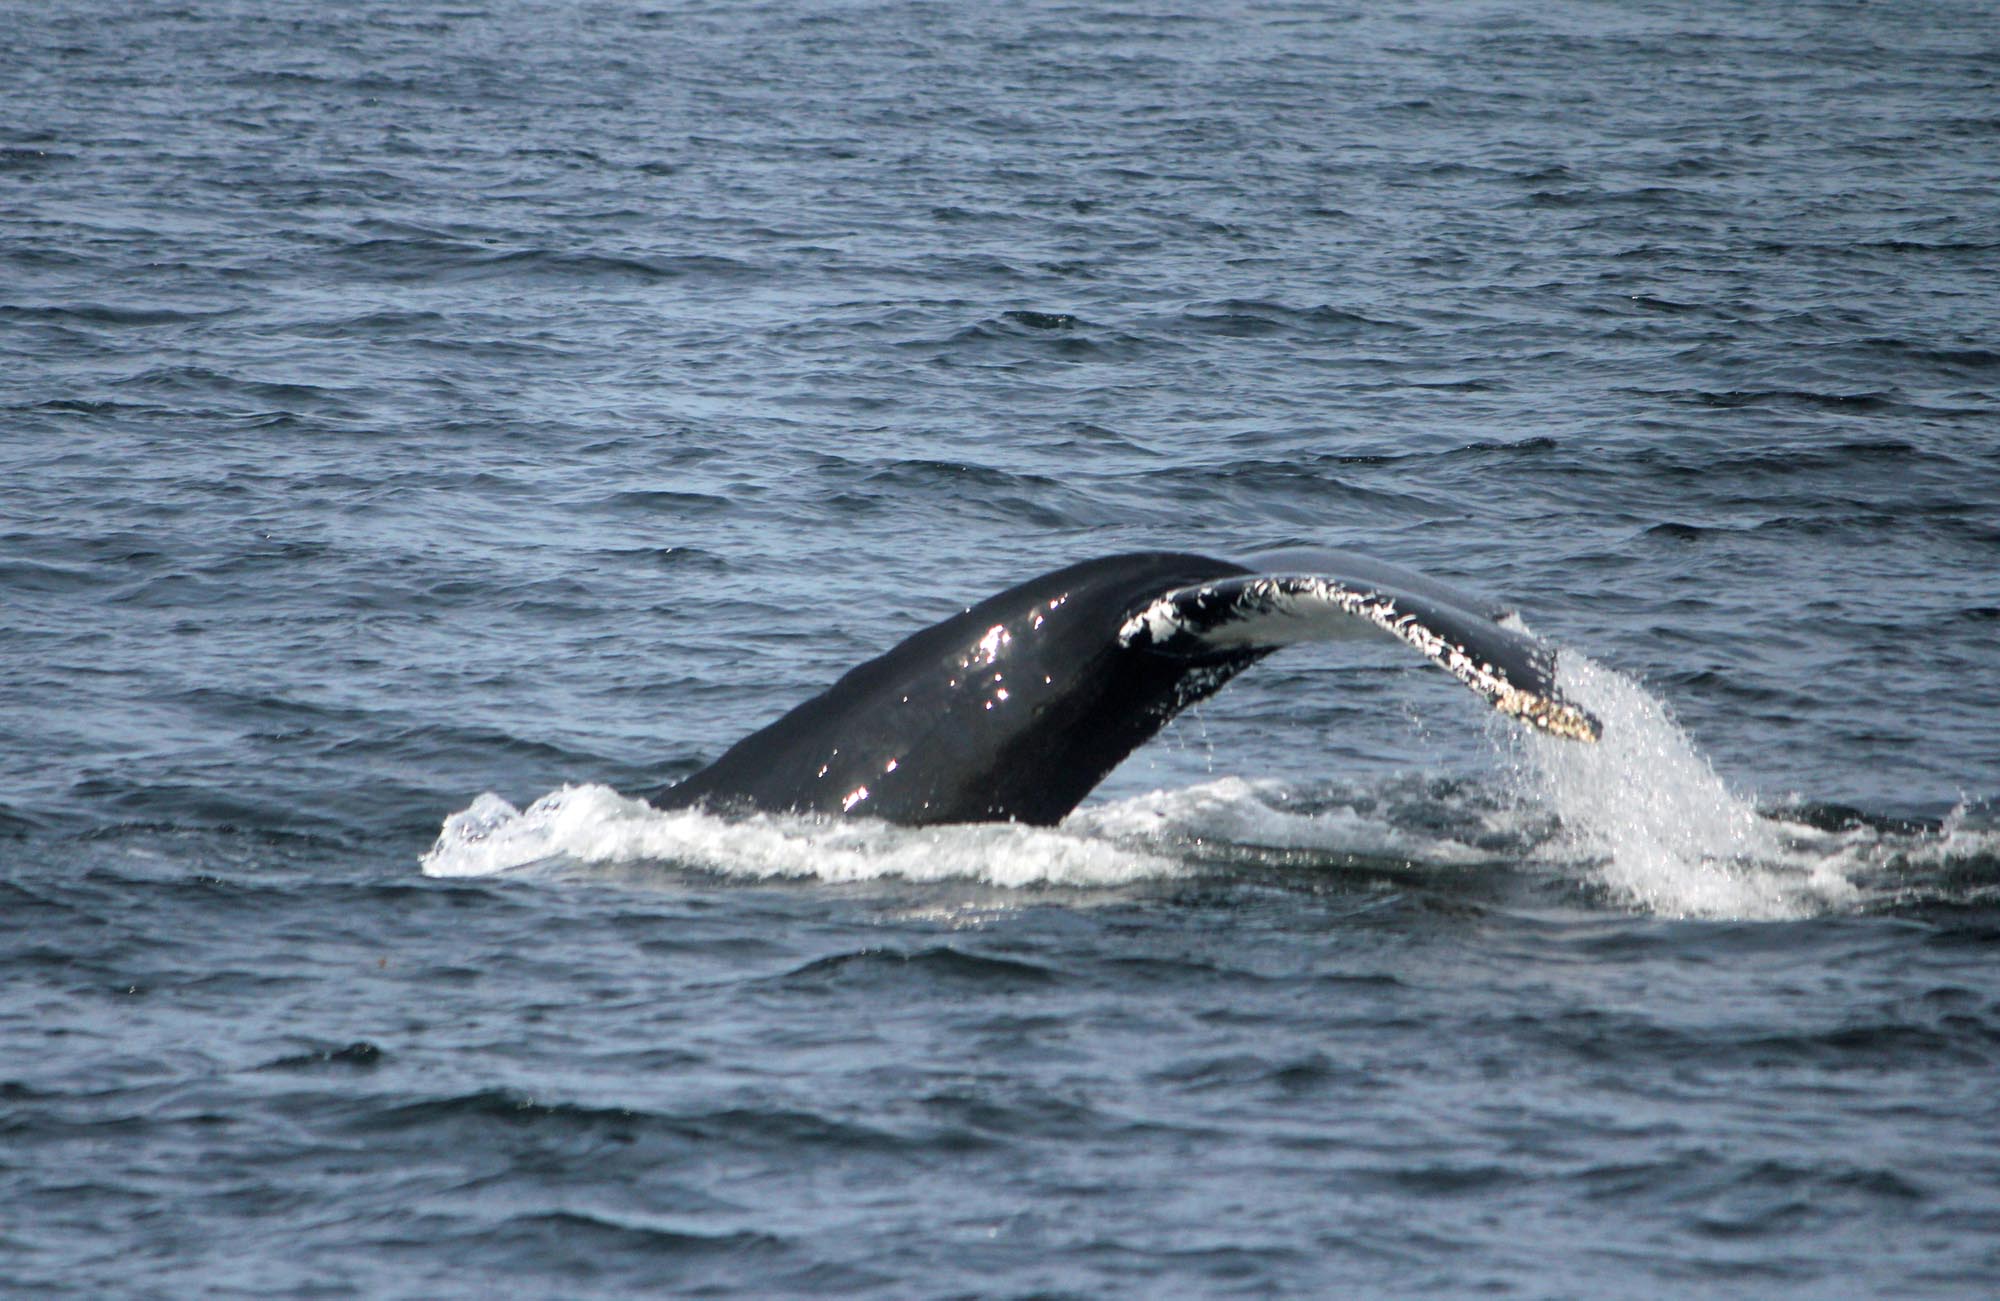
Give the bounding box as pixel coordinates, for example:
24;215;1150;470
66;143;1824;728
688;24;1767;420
419;775;1491;888
1504;652;1863;919
419;783;1180;888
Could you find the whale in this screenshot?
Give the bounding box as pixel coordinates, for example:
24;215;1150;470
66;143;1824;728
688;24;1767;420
648;549;1599;827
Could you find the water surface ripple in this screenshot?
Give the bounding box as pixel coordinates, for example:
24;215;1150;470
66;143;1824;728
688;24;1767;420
4;1;1998;1296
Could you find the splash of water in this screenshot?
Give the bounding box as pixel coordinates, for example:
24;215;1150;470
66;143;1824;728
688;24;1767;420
420;783;1179;888
420;776;1487;889
1503;652;1862;919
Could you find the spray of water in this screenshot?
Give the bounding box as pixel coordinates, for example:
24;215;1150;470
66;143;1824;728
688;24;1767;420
1503;651;1862;919
420;783;1179;888
419;776;1484;889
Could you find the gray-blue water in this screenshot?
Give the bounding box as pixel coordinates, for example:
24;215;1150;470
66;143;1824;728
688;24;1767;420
6;1;2000;1295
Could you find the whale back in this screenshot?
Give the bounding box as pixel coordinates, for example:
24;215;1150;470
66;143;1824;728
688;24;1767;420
654;552;1260;826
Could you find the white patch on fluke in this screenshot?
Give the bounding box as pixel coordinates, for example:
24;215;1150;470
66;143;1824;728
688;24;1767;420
1117;595;1193;651
1122;575;1598;741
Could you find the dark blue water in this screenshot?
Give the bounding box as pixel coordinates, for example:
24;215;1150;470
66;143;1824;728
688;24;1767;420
6;1;2000;1295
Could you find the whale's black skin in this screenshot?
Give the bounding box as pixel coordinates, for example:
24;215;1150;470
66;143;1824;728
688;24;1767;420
653;554;1262;825
650;550;1598;827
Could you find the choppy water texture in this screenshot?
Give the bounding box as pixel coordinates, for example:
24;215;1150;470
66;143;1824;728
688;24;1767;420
6;1;2000;1295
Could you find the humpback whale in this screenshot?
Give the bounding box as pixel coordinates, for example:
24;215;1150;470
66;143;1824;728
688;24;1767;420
649;549;1598;827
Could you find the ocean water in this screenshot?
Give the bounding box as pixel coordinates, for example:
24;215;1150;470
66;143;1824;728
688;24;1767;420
5;0;2000;1295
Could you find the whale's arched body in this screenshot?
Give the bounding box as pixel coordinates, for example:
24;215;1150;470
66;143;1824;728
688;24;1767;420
650;550;1598;826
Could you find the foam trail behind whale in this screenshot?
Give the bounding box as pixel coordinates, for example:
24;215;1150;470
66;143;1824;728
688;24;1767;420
420;783;1179;887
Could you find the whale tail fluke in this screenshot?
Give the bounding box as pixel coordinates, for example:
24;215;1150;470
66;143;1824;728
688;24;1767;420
653;549;1598;827
1117;569;1601;743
